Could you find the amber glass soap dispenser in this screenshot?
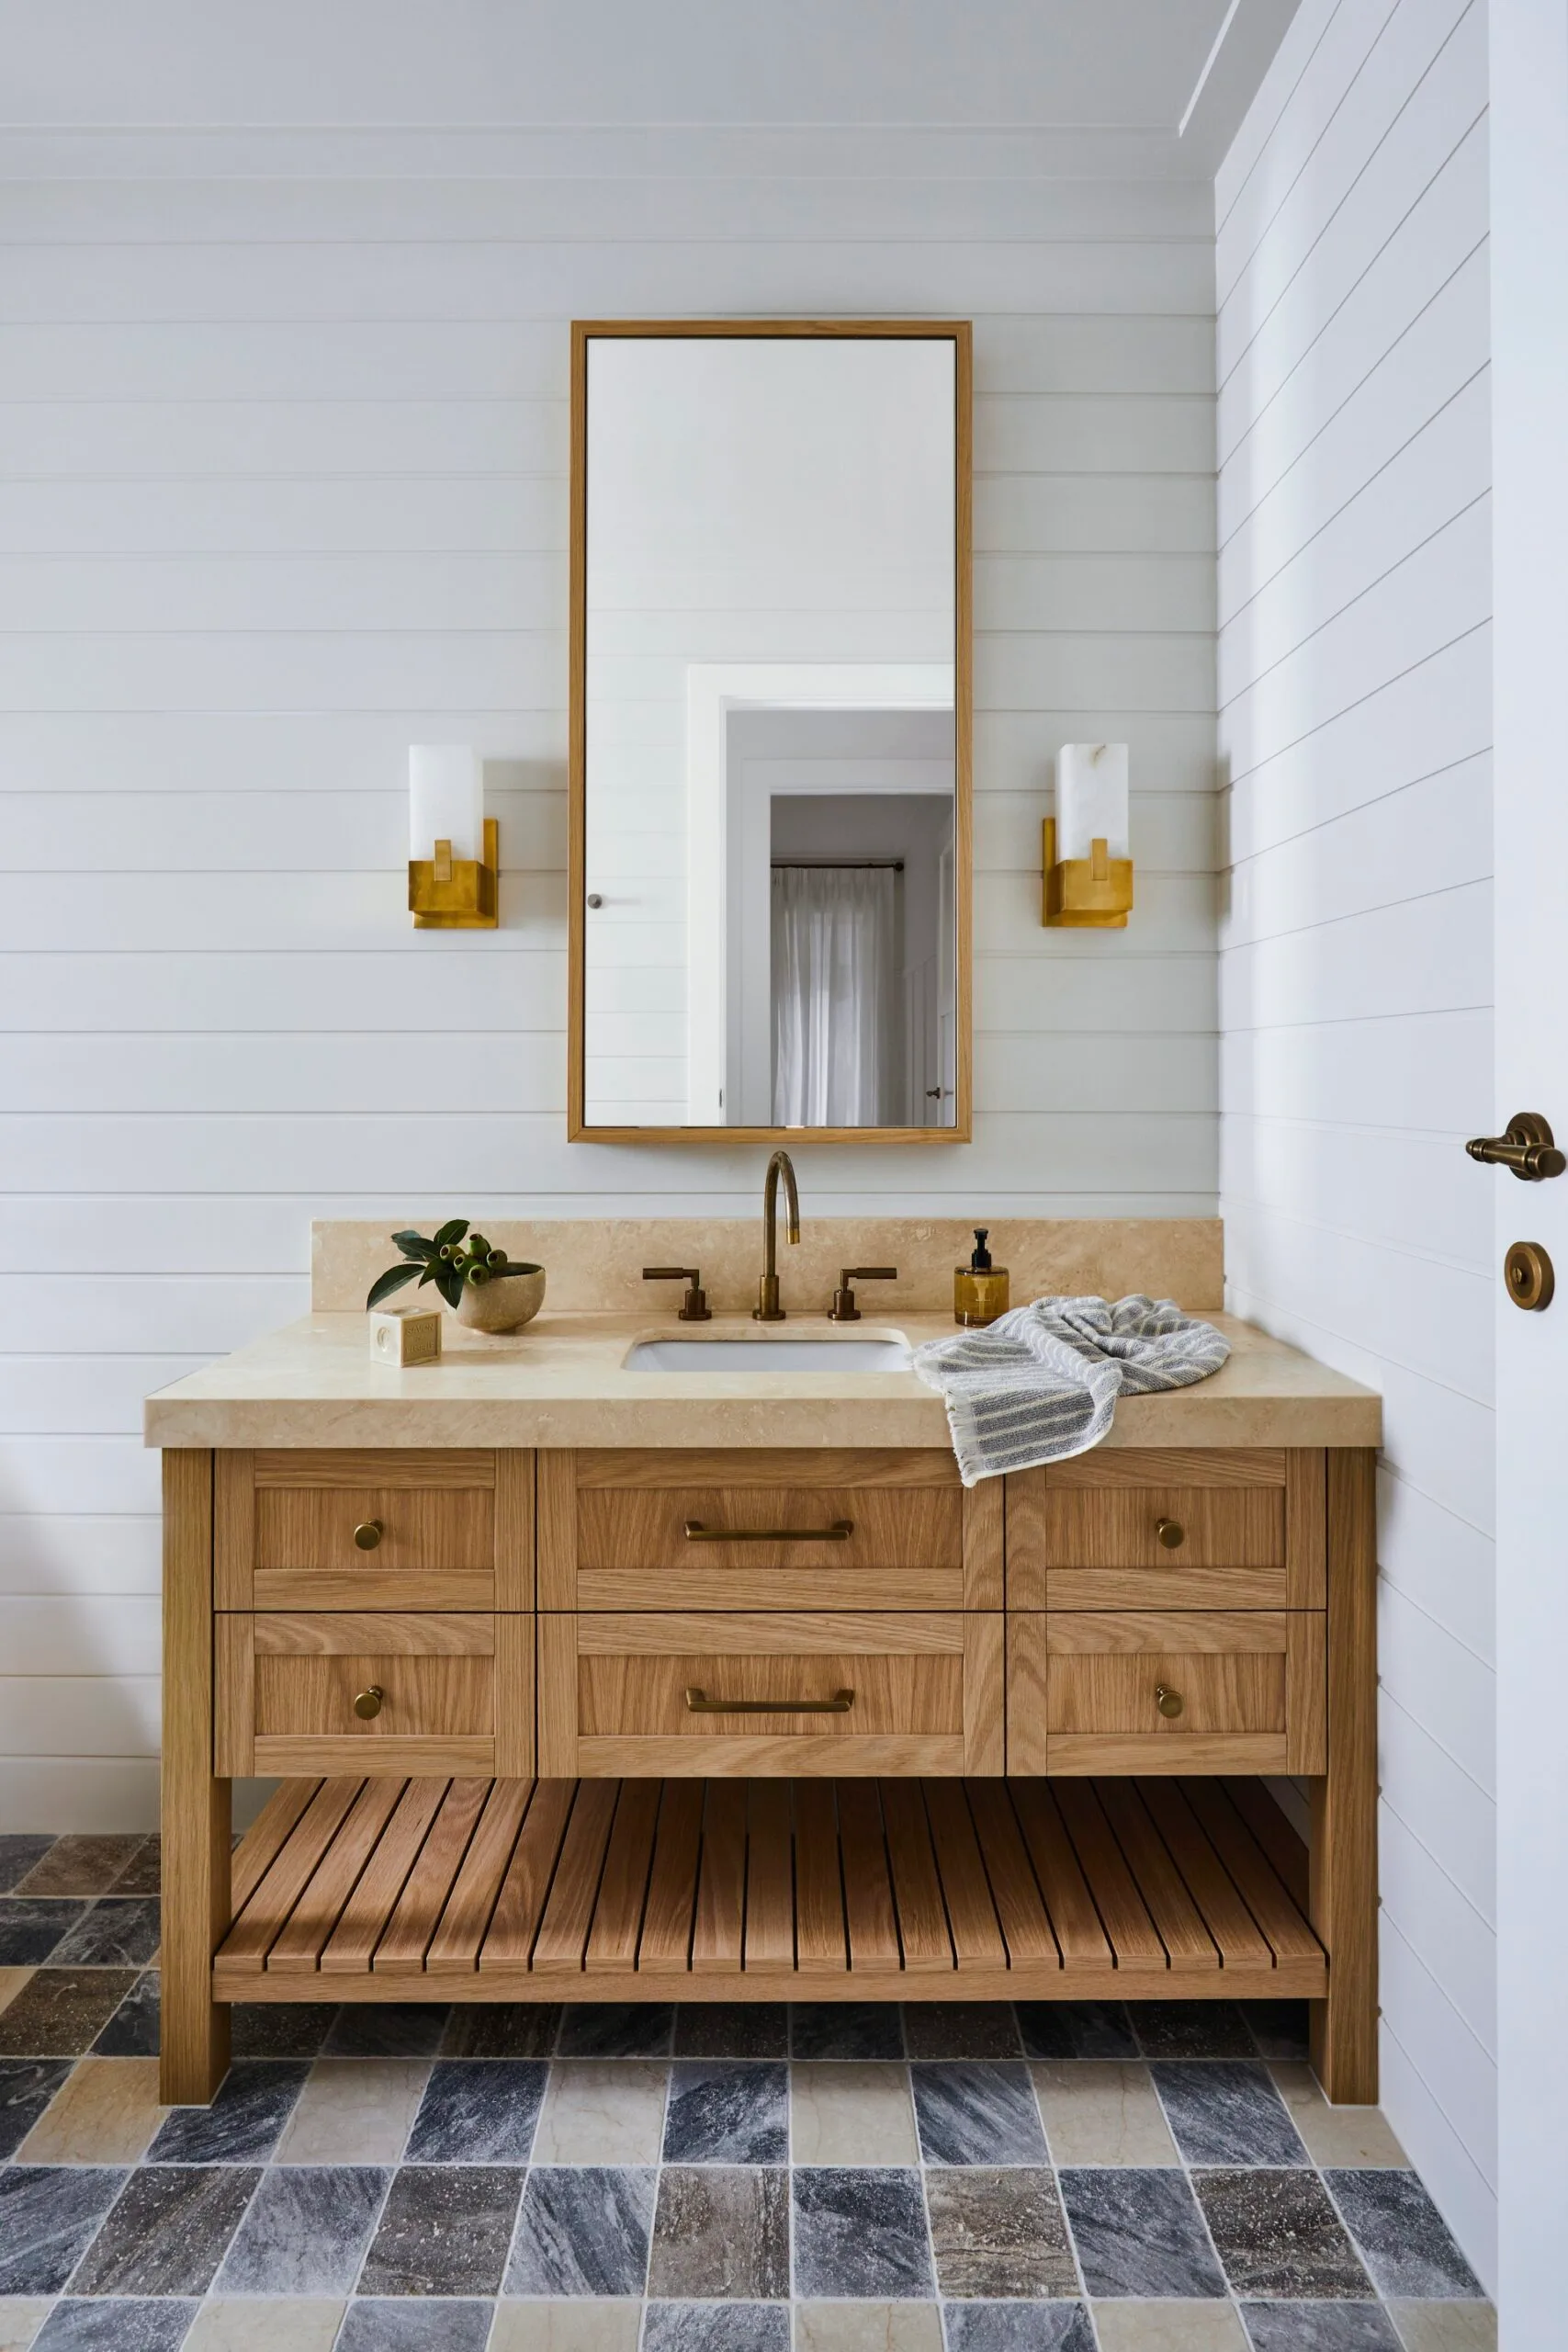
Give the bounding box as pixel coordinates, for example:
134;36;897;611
954;1228;1010;1327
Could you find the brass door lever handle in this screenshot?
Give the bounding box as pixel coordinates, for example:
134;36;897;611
1466;1112;1565;1181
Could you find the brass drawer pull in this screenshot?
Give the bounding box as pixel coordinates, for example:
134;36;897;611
1155;1517;1185;1550
1155;1683;1184;1719
354;1684;384;1720
684;1685;855;1715
353;1520;384;1551
683;1519;854;1544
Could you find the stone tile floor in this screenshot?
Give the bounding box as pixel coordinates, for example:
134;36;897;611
0;1831;1495;2351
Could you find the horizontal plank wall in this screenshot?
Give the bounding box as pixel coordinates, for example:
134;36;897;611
0;63;1217;1827
1214;0;1495;2290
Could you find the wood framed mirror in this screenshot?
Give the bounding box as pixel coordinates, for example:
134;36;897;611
568;319;972;1144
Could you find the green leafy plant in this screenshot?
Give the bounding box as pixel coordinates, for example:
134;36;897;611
367;1219;540;1313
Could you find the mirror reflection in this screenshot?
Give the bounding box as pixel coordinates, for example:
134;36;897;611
576;327;965;1135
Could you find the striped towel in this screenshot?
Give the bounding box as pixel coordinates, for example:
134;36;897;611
913;1294;1230;1487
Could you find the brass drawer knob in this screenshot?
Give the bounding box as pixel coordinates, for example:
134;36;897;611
1156;1517;1185;1550
354;1685;384;1720
353;1520;384;1551
1155;1683;1184;1719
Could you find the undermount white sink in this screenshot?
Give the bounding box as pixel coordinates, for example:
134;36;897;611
623;1333;912;1374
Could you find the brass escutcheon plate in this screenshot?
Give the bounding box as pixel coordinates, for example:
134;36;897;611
1505;1240;1554;1311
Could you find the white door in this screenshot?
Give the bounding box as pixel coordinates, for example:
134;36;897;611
1490;4;1568;2341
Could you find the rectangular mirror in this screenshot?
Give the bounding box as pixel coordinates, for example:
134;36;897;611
569;321;971;1141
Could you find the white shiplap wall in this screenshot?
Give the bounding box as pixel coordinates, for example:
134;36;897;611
0;130;1217;1826
1215;0;1495;2289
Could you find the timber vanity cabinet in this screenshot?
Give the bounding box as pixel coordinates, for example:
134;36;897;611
159;1435;1379;2109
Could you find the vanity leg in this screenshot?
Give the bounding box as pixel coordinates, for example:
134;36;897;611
1310;1446;1379;2103
160;1449;231;2105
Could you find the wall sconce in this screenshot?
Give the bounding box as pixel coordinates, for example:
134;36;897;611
408;744;499;928
1043;741;1133;927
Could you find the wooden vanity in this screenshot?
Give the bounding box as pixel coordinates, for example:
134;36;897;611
153;1311;1379;2114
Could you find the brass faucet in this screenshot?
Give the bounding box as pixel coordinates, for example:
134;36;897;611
753;1148;801;1321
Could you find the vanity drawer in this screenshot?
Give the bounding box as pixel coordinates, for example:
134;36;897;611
542;1448;986;1611
216;1450;534;1611
539;1609;1002;1777
1007;1449;1324;1611
215;1610;533;1777
1007;1609;1325;1775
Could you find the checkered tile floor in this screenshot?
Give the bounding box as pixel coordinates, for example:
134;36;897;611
0;1831;1494;2351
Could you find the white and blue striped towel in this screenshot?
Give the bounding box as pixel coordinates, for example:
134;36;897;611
913;1294;1229;1486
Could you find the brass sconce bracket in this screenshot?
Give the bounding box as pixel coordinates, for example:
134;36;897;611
409;816;500;928
1042;817;1134;928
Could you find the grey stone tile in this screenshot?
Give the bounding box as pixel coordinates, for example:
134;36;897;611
215;2164;389;2294
70;2166;261;2296
790;2003;904;2059
0;1836;55;1894
1134;2005;1258;2060
107;1838;163;1897
1240;2306;1403;2349
505;2165;655;2295
440;2005;562;2057
910;2064;1049;2165
230;2003;336;2059
1059;2168;1227;2300
0;2165;127;2294
404;2059;547;2164
643;2306;789;2352
323;2007;450;2060
926;2165;1077;2298
358;2165;524;2296
147;2061;310;2165
1243;2001;1312;2060
556;2004;674;2058
0;1972;141;2058
32;2300;198;2351
335;2300;494;2351
93;1973;160;2057
791;2166;934;2299
1015;2002;1138;2062
904;2005;1021;2059
1153;2063;1310;2167
1325;2172;1485;2301
0;2058;73;2157
663;2061;789;2164
51;1902;162;1971
1195;2171;1371;2301
942;2307;1096;2352
674;2004;789;2058
0;1905;87;1967
15;1840;144;1901
648;2166;789;2301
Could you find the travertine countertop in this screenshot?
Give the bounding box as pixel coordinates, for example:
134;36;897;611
144;1309;1380;1452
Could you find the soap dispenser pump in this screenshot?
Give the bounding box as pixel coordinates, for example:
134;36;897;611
954;1228;1010;1328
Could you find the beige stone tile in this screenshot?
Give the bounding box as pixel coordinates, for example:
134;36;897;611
184;2301;347;2352
1269;2062;1409;2165
273;2056;428;2164
1032;2059;1178;2165
0;2302;52;2352
794;2303;944;2352
17;2056;164;2165
1388;2305;1497;2352
531;2060;668;2165
0;1970;32;2018
791;2061;919;2165
491;2304;642;2352
1092;2303;1249;2352
13;1835;144;1897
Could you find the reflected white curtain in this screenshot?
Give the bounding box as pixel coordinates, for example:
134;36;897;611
771;864;897;1125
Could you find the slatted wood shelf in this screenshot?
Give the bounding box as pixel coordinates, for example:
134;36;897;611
215;1773;1325;2002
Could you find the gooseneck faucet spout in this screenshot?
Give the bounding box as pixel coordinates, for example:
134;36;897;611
754;1149;801;1322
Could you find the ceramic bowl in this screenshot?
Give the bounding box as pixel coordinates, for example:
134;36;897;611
454;1263;546;1334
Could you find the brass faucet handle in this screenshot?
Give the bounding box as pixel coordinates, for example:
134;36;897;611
828;1266;898;1323
642;1266;712;1322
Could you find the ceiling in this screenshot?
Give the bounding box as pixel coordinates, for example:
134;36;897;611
1;0;1302;174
